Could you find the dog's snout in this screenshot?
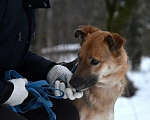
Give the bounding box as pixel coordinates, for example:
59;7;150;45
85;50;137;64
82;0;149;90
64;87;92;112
69;76;81;88
70;76;87;91
70;75;98;91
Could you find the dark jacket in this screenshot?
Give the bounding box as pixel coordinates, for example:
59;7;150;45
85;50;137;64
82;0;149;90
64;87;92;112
0;0;56;104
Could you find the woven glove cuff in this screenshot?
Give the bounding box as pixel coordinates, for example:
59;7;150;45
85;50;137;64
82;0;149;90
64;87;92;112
4;78;28;106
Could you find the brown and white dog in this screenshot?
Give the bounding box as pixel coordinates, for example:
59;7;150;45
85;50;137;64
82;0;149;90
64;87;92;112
69;25;128;120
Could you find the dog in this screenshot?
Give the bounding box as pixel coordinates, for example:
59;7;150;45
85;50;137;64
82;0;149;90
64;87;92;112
69;25;128;120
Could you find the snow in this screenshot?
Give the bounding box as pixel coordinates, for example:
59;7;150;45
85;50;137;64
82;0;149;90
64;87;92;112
42;43;80;63
42;43;80;54
114;56;150;120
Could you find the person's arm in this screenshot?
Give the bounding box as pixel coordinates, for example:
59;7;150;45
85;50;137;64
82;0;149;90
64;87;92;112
0;77;28;106
17;51;57;81
0;0;6;23
17;51;83;100
0;78;13;104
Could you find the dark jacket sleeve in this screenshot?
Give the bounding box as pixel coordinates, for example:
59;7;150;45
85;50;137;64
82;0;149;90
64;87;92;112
0;77;14;104
0;0;6;23
17;51;57;81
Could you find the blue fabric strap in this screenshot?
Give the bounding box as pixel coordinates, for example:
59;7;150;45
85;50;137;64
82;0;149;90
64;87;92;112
5;70;64;120
71;62;78;73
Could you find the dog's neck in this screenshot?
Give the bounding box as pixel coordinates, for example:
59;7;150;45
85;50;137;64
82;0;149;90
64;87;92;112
74;81;123;120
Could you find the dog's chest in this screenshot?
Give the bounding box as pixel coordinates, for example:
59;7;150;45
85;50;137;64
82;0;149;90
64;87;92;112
80;112;114;120
79;109;114;120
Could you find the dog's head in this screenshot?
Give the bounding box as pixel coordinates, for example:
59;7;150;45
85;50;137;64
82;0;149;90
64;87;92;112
69;25;128;91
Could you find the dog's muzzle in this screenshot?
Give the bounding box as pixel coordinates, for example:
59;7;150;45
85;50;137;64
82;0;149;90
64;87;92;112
69;75;98;91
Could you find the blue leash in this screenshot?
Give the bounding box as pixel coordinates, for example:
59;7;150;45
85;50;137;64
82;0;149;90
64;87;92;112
71;62;78;73
5;70;64;120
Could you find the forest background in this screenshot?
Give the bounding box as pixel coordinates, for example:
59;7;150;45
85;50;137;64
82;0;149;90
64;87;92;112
31;0;150;71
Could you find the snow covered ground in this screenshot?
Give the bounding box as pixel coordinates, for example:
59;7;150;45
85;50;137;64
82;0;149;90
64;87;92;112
114;57;150;120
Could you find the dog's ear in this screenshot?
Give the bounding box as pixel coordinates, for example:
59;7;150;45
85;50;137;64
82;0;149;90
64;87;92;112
105;33;126;51
74;29;86;40
74;25;99;46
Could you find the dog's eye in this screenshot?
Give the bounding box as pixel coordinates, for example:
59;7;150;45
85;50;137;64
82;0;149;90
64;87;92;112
89;58;100;65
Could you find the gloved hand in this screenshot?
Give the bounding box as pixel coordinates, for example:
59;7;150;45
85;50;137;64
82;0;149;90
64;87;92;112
47;65;83;100
4;78;28;106
54;80;83;100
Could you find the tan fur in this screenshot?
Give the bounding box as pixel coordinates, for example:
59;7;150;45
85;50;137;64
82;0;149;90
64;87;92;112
70;25;128;120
